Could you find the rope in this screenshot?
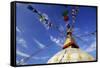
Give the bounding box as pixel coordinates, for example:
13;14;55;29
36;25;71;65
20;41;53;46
17;43;53;65
78;31;96;37
71;6;79;29
27;5;66;37
59;49;67;62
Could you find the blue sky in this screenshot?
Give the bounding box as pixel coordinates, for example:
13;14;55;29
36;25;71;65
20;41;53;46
16;3;97;65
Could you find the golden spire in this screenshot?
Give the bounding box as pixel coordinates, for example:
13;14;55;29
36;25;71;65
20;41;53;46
62;24;79;49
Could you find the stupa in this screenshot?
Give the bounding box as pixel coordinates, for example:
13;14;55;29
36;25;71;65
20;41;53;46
47;24;94;63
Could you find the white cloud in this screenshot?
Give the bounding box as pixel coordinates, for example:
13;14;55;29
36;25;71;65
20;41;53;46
16;59;27;65
32;56;49;60
84;31;89;34
16;27;21;33
16;26;27;48
50;35;64;47
85;41;96;52
83;38;89;41
17;37;28;48
17;50;30;57
33;39;45;49
73;27;80;34
58;25;65;32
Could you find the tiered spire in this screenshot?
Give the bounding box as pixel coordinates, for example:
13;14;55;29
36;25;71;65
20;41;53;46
63;24;79;49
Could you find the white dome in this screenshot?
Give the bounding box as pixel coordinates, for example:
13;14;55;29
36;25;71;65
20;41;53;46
47;48;95;63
